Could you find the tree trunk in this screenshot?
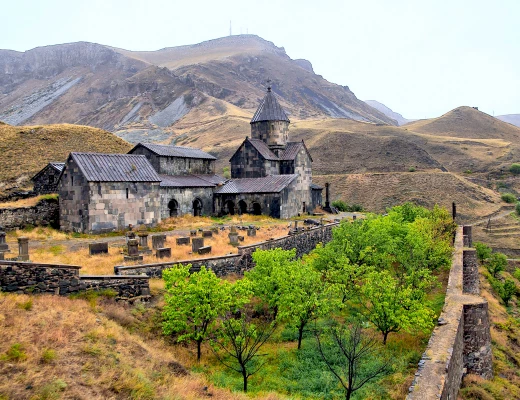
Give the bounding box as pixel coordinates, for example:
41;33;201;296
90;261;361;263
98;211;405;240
197;339;202;362
297;322;305;350
242;371;248;392
346;388;352;400
383;331;389;345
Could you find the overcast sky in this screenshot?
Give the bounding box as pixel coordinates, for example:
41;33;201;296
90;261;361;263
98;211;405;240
1;0;518;119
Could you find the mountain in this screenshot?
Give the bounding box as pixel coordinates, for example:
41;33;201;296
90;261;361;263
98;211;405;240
0;36;396;133
496;114;520;128
364;100;414;125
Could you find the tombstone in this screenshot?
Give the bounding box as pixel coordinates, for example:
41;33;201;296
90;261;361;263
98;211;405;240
294;220;298;231
17;237;30;262
238;235;245;242
230;225;237;233
229;231;239;245
247;228;256;237
124;239;143;262
198;246;212;255
211;227;219;234
176;237;191;245
352;215;357;221
0;231;8;251
89;242;109;255
152;234;166;250
202;230;213;238
156;247;172;259
0;251;4;261
320;218;324;226
126;230;136;243
192;237;204;253
138;232;149;249
190;230;197;236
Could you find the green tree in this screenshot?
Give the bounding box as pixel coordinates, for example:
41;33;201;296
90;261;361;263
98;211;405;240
501;193;517;203
315;321;392;400
162;265;244;361
211;314;276;392
474;242;492;264
500;279;517;306
356;270;435;344
486;252;508;278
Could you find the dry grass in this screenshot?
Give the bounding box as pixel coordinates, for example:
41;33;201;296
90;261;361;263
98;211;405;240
0;194;57;209
0;293;257;400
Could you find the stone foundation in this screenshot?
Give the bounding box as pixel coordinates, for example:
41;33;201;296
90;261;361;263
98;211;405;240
0;199;59;230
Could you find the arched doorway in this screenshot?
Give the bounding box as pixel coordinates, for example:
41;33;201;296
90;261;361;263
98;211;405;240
193;198;203;217
252;202;262;215
224;200;235;215
238;200;248;215
168;199;179;217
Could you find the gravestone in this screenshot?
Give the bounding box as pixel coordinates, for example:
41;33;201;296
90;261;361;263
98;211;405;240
238;235;244;242
198;246;212;255
190;230;197;236
17;237;29;262
176;237;190;245
156;247;172;259
152;234;166;250
211;227;219;234
138;232;149;249
247;228;256;237
89;242;109;255
202;230;213;238
0;231;8;251
228;225;238;245
124;239;143;262
352;215;357;221
192;237;204;253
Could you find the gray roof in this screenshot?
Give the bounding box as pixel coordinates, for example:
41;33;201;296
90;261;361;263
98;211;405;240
32;162;65;181
70;153;161;182
132;143;216;160
214;174;298;194
310;183;323;190
159;174;225;188
250;88;290;124
280;141;313;162
248;139;279;161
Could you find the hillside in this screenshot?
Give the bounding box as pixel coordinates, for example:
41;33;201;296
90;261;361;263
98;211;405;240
364;100;414;125
0;35;395;134
0;123;132;194
496;114;520;128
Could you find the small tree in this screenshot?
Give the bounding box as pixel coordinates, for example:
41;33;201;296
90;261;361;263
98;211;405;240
211;314;276;392
315;321;392;400
474;242;492;264
501;193;517;203
509;163;520;175
162;265;237;361
486;252;507;278
500;279;517;306
332;200;349;212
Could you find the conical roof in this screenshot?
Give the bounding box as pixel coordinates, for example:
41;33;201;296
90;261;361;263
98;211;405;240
250;87;290;124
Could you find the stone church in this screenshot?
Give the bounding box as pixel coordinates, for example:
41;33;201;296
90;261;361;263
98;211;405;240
56;84;322;233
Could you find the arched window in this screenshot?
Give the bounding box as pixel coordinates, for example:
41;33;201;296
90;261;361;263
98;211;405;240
252;202;262;215
238;200;248;215
168;199;179;217
193;198;203;217
224;200;235;215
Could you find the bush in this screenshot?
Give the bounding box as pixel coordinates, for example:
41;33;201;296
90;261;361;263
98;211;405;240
486;252;508;278
474;242;492;264
41;348;57;363
332;200;349;212
501;193;517;203
1;343;27;362
501;279;517;306
408;166;416;172
510;163;520;175
516;202;520;216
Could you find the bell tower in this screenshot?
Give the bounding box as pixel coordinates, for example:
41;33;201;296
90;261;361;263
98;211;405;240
250;81;290;157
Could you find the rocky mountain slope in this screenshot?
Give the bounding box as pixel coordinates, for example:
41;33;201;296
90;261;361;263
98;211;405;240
0;35;395;134
364;100;414;125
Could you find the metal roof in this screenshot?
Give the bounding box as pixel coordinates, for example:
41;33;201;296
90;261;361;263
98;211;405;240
131;143;216;160
250;88;290;124
280;141;313;162
70;153;161;182
32;162;65;181
248;139;279;161
310;183;324;190
159;174;225;188
214;174;298;194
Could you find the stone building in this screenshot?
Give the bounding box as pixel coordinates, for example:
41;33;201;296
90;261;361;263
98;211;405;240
32;162;65;194
58;153;161;233
214;85;321;216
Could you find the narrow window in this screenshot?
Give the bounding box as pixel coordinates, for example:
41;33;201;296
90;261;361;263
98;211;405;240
126;188;129;199
71;176;74;186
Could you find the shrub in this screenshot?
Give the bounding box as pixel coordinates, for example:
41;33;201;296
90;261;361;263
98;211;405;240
349;204;363;212
408;166;416;172
486;252;508;278
501;193;517;203
17;299;33;311
332;200;349;212
1;343;27;362
516;202;520;216
514;268;520;281
41;348;57;363
474;242;492;264
500;279;517;306
510;163;520;175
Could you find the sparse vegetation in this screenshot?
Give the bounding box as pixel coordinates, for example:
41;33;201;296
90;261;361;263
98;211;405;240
475;242;492;263
509;163;520;175
501;193;517;203
408;166;416;172
331;200;363;212
516;202;520;216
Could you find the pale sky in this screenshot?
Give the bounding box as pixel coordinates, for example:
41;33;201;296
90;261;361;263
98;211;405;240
1;0;519;119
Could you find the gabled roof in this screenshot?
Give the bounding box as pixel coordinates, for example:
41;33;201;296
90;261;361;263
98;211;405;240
230;138;279;162
67;153;161;182
250;88;290;124
159;174;225;188
130;143;216;160
310;183;323;190
214;175;298;194
32;162;65;181
280;141;313;162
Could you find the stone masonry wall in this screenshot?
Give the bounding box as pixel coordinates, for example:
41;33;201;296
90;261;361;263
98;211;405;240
406;227;492;400
115;222;338;277
0;260;150;300
0;199;59;230
159;186;214;218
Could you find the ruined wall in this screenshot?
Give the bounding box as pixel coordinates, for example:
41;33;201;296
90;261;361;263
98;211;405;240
0;199;59;230
115;222;338;277
0;260;150;300
406;227;492;400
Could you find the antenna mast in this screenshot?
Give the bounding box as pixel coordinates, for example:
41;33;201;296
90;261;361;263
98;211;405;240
229;20;232;36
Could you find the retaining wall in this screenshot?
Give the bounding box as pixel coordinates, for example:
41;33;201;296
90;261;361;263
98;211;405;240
0;199;59;230
406;227;492;400
0;260;149;300
115;222;338;277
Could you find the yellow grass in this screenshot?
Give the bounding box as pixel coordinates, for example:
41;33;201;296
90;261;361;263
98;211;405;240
0;194;57;209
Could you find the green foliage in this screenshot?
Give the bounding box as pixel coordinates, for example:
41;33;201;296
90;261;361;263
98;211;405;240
1;343;27;362
486;252;508;278
38;379;67;400
17;298;33;311
501;279;517;306
474;242;492;264
162;264;248;361
516;202;520;216
222;166;231;179
408;166;416;172
41;348;57;364
332;200;349;212
514;268;520;281
501;193;517;203
509;163;520;175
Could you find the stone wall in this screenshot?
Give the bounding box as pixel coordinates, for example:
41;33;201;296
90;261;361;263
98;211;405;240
230;139;280;179
251;120;289;148
0;199;59;230
32;165;61;194
130;146;215;175
115;222;338;277
406;227;492;400
0;260;150;300
159;186;214;218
